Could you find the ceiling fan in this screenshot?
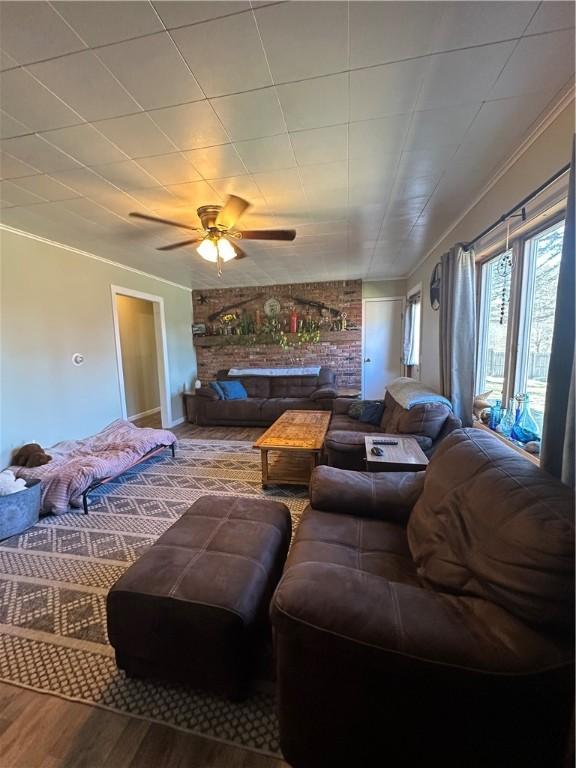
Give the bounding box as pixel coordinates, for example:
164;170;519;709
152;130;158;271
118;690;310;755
129;195;296;277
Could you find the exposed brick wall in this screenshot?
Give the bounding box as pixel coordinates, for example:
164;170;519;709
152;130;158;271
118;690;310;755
192;280;362;388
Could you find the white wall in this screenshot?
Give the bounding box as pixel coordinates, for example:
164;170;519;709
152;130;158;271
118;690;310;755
406;103;574;392
0;229;197;466
116;295;160;418
362;279;407;298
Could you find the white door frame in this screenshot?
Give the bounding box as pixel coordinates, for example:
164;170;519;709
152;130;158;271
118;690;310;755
361;297;405;399
111;285;173;428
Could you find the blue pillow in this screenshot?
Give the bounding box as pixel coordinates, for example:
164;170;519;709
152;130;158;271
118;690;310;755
210;381;225;399
358;402;384;426
218;380;248;400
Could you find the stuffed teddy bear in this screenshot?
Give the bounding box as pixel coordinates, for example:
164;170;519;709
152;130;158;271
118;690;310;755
0;470;27;496
12;443;52;469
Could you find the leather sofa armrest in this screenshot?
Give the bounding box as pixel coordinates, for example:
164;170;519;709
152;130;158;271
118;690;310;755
333;397;353;414
309;465;424;524
196;386;219;401
310;385;338;401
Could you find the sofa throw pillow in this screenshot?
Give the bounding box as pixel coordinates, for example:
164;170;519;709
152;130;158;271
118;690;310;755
218;380;248;400
358;402;385;425
348;400;373;419
209;381;225;399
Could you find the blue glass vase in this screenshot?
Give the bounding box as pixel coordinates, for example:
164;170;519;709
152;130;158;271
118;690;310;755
499;399;516;437
488;400;502;430
511;395;540;443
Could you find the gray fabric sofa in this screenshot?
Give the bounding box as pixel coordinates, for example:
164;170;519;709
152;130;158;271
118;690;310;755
195;367;337;426
326;383;461;470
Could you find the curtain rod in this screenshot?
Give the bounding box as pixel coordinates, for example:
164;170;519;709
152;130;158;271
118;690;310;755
464;163;571;249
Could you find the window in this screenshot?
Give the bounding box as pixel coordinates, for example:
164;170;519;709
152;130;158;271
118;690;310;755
476;219;565;432
403;290;421;375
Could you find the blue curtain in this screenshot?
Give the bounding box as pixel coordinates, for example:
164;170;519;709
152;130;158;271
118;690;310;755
541;140;575;488
439;245;476;426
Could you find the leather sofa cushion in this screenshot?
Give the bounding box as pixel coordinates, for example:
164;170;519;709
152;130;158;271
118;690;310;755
270;376;318;398
260;398;317;422
287;507;419;586
381;391;451;440
408;428;575;630
204;398;266;421
330;415;382;433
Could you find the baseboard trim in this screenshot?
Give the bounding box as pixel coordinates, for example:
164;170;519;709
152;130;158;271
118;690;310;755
128;407;161;422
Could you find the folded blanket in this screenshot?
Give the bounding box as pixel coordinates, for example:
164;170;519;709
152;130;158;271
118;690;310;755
228;367;321;377
12;420;176;514
387;377;452;411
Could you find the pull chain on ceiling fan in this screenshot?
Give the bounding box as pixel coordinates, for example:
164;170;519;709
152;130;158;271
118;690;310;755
129;195;296;277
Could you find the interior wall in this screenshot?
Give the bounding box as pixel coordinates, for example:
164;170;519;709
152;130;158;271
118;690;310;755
406;102;575;392
362;279;407;298
116;295;160;419
0;229;196;467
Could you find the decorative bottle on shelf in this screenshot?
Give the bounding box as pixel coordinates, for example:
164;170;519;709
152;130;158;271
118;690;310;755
511;394;540;443
289;307;298;334
488;400;502;430
499;399;516;437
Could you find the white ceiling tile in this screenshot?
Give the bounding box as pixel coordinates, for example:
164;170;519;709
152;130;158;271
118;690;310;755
154;1;250;29
0;135;82;174
255;1;347;82
350;59;427;122
94;113;177;157
349;155;398;205
49;167;121;198
171;13;271;97
349;114;411;159
0;50;19;71
0;68;81;131
405;104;479;151
52;1;164;47
210;88;285;141
28;51;141;122
277;74;348;131
489;29;575;100
163;179;223;208
93;160;161;191
125;185;182;210
416;41;516;111
234;134;296;173
0;110;31;140
430;2;537;53
136;153;202;185
349;1;441;69
251;168;305;207
0;151;40;180
40;124;129;166
525;1;575;34
150;101;229;150
208;175;262;201
0;2;85;65
0;179;46;206
8;174;80;202
96;33;204;111
183;144;246;179
398;145;458;180
291;125;348;166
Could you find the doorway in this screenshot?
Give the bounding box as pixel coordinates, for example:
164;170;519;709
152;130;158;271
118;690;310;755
362;297;404;399
111;286;172;428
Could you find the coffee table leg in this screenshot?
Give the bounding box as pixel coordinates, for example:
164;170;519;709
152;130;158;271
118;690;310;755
261;449;269;489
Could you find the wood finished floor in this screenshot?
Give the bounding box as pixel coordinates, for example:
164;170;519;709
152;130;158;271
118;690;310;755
0;422;287;768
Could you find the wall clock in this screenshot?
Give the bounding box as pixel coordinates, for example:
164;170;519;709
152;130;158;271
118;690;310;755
430;263;442;311
264;297;281;317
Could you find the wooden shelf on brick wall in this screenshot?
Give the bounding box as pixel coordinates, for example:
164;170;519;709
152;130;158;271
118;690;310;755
193;329;361;348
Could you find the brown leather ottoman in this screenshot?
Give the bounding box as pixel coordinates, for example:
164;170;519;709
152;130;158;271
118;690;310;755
107;495;291;699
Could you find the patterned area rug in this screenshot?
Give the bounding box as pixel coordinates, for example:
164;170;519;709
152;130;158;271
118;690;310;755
0;439;308;756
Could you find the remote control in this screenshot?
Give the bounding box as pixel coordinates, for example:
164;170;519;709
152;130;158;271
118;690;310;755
370;446;383;456
372;440;398;446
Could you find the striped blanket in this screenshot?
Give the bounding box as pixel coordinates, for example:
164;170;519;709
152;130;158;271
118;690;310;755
12;420;176;514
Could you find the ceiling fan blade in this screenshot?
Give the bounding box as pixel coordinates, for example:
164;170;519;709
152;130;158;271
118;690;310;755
216;195;251;230
157;237;202;251
239;229;296;241
129;212;201;232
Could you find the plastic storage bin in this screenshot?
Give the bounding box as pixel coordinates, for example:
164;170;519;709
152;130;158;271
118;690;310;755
0;479;41;540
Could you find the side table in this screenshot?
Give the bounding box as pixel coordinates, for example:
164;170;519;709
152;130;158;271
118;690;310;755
183;392;197;424
364;435;428;472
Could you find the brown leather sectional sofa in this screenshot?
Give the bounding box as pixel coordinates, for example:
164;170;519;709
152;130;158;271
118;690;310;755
325;388;461;469
271;429;575;767
195;367;337;426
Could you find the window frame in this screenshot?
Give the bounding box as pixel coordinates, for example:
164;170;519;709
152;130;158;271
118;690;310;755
475;210;566;410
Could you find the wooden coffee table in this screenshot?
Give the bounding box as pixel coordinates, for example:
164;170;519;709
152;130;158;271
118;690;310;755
364;435;429;472
254;410;331;488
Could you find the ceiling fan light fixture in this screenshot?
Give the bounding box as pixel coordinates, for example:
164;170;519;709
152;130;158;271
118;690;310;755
196;236;237;263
